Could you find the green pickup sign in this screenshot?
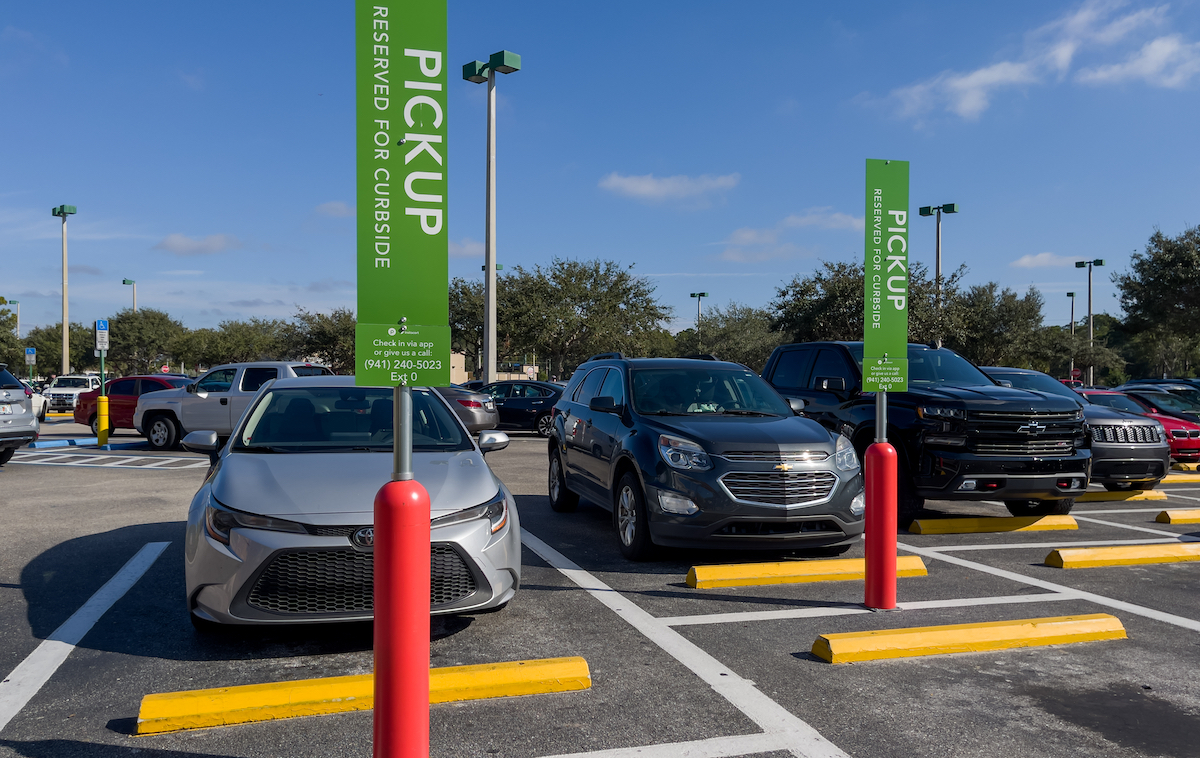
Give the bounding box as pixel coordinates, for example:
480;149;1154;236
355;0;451;387
863;159;909;392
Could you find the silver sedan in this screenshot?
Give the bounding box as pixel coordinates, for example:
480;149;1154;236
182;376;521;627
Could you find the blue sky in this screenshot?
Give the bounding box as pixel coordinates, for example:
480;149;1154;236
2;0;1198;336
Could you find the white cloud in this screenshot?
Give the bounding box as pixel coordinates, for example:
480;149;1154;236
1077;35;1200;87
598;172;740;203
449;237;484;258
153;233;241;256
717;207;860;262
158;269;204;275
1012;252;1075;268
719;243;807;263
887;0;1189;122
782;206;865;231
315;201;355;218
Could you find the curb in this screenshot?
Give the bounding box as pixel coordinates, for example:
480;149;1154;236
1171;462;1200;472
1160;474;1200;484
1156;509;1200;524
1077;489;1166;502
811;613;1126;663
910;515;1076;535
686;556;927;589
136;656;591;735
28;437;99;449
1046;543;1200;568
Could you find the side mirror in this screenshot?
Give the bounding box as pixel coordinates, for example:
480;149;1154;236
182;430;220;465
787;397;806;414
816;376;847;392
589;396;622;414
997;379;1013;388
478;430;509;454
186;383;197;394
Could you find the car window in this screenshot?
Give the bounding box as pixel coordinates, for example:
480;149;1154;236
109;379;137;396
241;367;278;392
631;366;791;415
769;348;813;390
572;369;608;404
53;377;91;388
291;365;333;376
845;344;994;387
1088;394;1147;413
197;368;236;393
1140;392;1199;412
986;370;1085;405
483;383;510;399
0;368;22;390
598;368;625;405
809;349;854;390
510;384;529;398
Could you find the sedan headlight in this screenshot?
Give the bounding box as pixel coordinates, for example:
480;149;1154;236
658;434;712;471
431;489;508;534
917;406;965;420
204;497;307;545
835;435;860;471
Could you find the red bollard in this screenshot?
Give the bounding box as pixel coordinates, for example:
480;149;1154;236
373;479;432;758
864;442;898;610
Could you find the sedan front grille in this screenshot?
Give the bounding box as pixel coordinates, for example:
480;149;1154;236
973;440;1075;456
721;471;838;506
1091;425;1162;444
246;544;478;616
718;451;830;463
1171;429;1200;439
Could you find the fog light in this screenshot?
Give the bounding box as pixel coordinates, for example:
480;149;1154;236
958;480;977;491
850;489;865;516
658;491;699;515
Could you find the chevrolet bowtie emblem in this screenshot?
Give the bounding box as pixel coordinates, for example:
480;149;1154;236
1017;421;1047;435
774;463;793;472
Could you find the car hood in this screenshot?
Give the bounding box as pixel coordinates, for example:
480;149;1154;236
142;387;188;403
1083;405;1151;423
1149;412;1200;430
643;414;834;453
900;385;1082;412
211;449;501;520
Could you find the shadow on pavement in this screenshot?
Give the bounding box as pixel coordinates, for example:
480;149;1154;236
0;740;236;758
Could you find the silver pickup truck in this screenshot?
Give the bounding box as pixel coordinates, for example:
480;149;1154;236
133;361;332;449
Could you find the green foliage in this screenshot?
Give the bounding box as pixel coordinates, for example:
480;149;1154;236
107;308;186;375
21;322;98;376
1115;224;1200;333
674;303;784;372
290;307;356;375
0;298;20;371
449;277;484;375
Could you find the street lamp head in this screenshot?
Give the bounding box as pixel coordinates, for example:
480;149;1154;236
919;206;933;216
51;205;77;217
1075;261;1087;268
690;292;709;298
1067;292;1075;297
1093;259;1105;267
462;60;488;83
489;50;521;74
942;203;958;213
122;279;135;285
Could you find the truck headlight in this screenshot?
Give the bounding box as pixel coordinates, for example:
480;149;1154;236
835;435;860;471
918;406;965;420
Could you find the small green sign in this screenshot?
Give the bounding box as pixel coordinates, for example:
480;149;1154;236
355;0;450;386
863;159;910;392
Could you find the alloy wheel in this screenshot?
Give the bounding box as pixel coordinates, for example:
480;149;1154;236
549;456;561;502
617;485;637;546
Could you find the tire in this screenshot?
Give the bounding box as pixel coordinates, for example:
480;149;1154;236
535;413;553;438
614;471;655;560
89;414;99;437
38;405;46;422
1004;498;1075;517
0;448;15;466
146;414;180;451
548;452;579;512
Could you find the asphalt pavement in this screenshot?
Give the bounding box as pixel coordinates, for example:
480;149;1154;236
2;432;1199;757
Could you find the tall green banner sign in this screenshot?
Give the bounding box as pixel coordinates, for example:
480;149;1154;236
863;159;909;392
355;0;451;387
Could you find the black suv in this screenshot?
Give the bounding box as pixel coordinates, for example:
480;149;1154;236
761;342;1090;523
547;355;865;559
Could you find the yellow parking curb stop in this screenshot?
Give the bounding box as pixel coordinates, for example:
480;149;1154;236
686;556;927;589
1156;509;1200;524
1171;462;1200;472
811;613;1125;663
909;515;1076;535
1046;543;1200;568
136;656;591;735
1076;489;1166;502
1160;474;1200;484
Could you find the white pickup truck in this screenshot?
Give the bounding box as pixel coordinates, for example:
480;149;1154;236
133;361;332;449
42;374;102;413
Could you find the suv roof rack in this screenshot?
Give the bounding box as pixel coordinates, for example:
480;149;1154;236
587;352;625;362
683;353;721;361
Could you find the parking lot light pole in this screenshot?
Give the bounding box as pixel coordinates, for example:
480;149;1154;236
918;203;957;308
52;205;77;374
463;51;521;384
123;279;137;312
690;292;708;351
8;300;17;337
1067;292;1076;380
1075;260;1104;386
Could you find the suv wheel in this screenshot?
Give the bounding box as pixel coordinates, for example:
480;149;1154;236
38;405;46;422
0;448;14;466
615;472;654;560
536;413;553;437
1004;498;1075;517
146;415;180;451
548;452;579;512
89;414;99;437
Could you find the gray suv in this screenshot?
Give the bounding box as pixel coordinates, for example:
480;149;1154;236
547;355;865;560
0;364;39;465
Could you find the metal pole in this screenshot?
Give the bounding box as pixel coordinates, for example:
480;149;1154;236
1087;263;1094;387
61;215;69;375
875;389;887;443
483;68;498;385
935;208;942;310
696;295;703;351
393;384;413;482
1068;296;1075;380
14;302;18;338
133;282;137;313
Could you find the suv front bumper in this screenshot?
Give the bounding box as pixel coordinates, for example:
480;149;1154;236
1090;441;1169;485
914;449;1091;501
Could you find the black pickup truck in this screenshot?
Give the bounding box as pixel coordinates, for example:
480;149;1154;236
761;342;1090;524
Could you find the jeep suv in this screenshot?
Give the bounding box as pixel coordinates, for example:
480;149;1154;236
761;342;1090;523
547;355;865;560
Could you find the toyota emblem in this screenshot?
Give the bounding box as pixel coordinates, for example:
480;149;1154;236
351;526;375;548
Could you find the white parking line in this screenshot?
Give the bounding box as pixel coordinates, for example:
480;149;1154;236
1072;515;1189;537
10;452;206;470
0;542;169;733
1071;507;1167;514
541;732;798;758
923;537;1194;552
521;530;849;758
658;592;1079;627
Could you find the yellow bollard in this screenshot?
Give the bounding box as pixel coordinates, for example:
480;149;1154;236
97;395;110;446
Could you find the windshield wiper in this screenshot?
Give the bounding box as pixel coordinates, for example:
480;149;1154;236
644;411;689;416
719;410;778;416
236;445;288;453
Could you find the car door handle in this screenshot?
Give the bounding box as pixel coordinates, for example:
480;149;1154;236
220;398;228;405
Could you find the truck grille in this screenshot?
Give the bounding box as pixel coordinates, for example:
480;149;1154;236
969;410;1081;422
246;544;478;615
720;471;838;506
718;451;830;462
1091;425;1162;444
973;440;1075;456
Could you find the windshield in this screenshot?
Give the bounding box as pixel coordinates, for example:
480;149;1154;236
50;377;91;388
1087;393;1149;414
630;366;792;416
233;387;471;453
845;344;994;388
986;370;1085;405
1164;387;1200;405
1137;392;1200;413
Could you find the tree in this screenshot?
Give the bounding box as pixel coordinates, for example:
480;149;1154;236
952;283;1045;367
172;328;223;373
22;322;98;375
674;303;784;372
107;308;186;375
449;278;484;376
0;298;20;371
290;307;356;374
1115;224;1200;333
210;318;291;363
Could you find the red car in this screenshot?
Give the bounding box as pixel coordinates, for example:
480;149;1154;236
75;375;192;436
1082;390;1200;462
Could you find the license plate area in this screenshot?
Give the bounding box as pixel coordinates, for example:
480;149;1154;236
0;405;11;415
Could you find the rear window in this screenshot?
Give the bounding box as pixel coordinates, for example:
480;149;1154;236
0;368;21;390
291;365;333;377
